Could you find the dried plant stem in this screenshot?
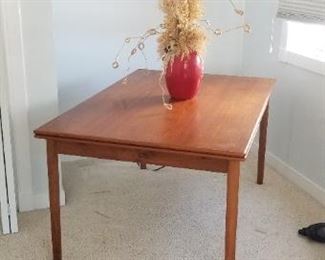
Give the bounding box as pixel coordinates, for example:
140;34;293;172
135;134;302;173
159;68;173;110
112;0;251;110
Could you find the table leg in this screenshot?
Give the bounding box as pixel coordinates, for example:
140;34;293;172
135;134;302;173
140;162;147;170
257;103;269;185
137;162;147;170
47;140;62;260
225;161;240;260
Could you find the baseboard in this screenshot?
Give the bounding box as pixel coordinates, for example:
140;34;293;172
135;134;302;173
17;192;35;212
18;189;65;212
266;151;325;207
33;189;66;210
18;160;67;211
252;144;325;207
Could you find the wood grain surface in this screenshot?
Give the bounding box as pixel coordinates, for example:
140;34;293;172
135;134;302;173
35;70;274;160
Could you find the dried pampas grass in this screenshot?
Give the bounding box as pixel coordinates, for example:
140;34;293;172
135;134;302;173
158;0;207;64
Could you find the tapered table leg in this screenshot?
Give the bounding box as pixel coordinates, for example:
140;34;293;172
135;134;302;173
47;140;62;260
137;162;147;169
140;162;147;170
257;103;269;185
225;161;240;260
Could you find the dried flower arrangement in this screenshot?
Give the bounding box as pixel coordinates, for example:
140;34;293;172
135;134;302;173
112;0;250;108
157;0;207;67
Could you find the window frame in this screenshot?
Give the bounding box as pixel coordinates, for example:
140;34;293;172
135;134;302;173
279;20;325;76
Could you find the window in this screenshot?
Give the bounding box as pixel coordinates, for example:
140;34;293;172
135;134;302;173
279;21;325;75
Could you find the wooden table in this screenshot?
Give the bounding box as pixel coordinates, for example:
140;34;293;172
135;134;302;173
34;70;275;260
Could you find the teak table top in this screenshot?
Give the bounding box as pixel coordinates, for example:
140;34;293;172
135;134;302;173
35;70;274;160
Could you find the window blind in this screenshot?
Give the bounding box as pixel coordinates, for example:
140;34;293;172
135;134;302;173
277;0;325;24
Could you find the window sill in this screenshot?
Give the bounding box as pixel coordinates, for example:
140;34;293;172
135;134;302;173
279;49;325;76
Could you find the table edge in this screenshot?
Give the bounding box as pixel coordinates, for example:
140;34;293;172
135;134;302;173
34;70;276;162
34;133;246;161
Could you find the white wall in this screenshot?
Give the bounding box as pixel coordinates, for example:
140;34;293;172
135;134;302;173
52;0;245;112
1;0;64;211
243;1;325;192
20;1;61;204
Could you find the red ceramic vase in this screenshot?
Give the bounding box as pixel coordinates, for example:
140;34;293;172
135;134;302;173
165;52;204;101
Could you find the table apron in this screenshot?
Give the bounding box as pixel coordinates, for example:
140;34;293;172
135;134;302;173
55;140;229;173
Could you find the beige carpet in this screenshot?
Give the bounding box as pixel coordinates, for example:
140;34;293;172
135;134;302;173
1;153;325;260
